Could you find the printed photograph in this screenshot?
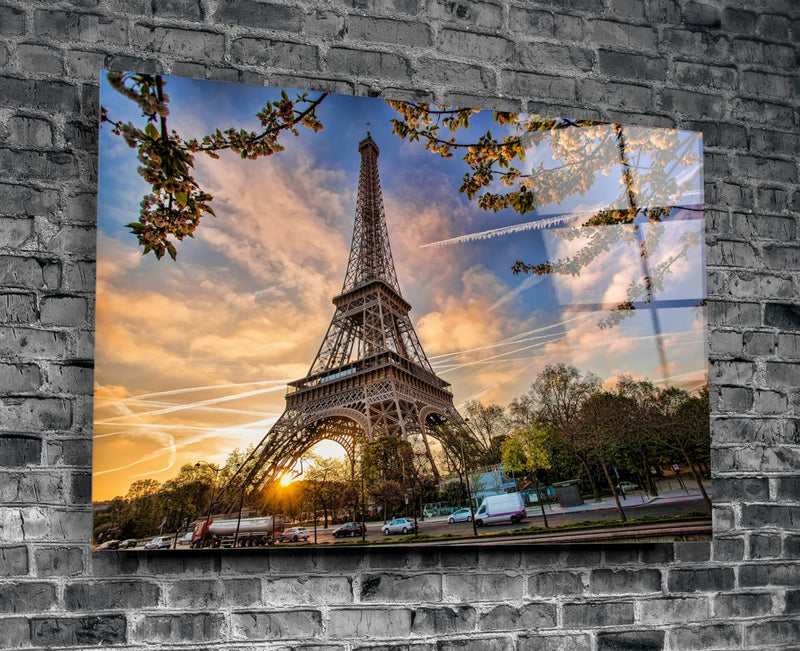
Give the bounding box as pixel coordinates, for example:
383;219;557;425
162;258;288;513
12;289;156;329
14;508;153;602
93;71;709;551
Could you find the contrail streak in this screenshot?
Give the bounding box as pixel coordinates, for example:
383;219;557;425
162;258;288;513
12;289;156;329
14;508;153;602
96;385;288;423
129;379;291;400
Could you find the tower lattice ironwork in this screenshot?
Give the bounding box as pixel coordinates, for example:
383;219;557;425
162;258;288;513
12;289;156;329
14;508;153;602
216;134;466;510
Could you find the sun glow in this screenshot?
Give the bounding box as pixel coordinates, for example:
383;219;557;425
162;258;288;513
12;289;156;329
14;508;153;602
279;473;293;487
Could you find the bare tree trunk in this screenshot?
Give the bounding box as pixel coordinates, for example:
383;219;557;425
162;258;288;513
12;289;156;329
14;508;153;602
599;456;627;522
576;452;601;501
641;450;658;496
683;450;711;508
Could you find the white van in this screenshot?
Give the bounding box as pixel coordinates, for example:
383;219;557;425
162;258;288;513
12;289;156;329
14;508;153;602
474;492;526;526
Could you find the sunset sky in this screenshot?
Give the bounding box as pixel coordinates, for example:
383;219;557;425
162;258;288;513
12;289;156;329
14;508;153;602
93;73;706;501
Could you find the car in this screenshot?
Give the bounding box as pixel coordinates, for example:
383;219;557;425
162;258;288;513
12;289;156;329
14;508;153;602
277;527;311;543
447;508;473;524
119;539;138;549
332;522;364;538
474;493;526;527
95;539;120;550
144;536;173;550
177;531;194;546
615;482;639;493
382;518;417;535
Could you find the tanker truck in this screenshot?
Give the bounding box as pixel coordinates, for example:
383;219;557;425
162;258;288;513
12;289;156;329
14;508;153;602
190;514;287;548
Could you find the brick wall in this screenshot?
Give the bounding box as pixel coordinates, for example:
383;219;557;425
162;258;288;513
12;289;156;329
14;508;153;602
1;0;798;649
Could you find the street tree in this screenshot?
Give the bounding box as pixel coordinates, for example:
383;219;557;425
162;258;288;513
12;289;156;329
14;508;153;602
500;425;552;527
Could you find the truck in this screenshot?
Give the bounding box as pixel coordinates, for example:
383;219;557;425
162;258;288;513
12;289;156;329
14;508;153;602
190;514;287;548
474;493;526;526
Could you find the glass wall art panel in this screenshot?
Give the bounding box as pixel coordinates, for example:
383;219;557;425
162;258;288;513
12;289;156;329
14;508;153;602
93;71;709;551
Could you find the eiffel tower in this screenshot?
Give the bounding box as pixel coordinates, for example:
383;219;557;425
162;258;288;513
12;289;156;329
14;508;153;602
217;132;466;508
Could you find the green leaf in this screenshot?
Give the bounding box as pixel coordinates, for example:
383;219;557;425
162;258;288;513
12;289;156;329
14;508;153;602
166;242;177;260
145;122;159;140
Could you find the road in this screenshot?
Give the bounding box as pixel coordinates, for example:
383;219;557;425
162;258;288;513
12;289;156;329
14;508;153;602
281;496;709;545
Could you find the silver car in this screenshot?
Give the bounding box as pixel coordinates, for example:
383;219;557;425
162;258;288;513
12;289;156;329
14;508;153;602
382;518;417;535
448;508;473;523
277;527;311;542
144;536;172;550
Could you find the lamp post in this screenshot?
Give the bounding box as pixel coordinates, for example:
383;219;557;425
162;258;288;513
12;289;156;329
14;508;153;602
194;461;221;548
461;419;479;538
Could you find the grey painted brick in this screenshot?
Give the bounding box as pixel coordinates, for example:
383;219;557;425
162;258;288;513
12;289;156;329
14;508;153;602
262;576;353;605
775;476;800;500
712;418;784;445
508;8;555;35
710;360;754;386
714;536;745;562
359;573;441;602
715;592;773;618
729;272;794;301
328;47;410;80
722;7;756;32
438;29;513;62
66;580;160;611
0;4;25;34
764;303;800;331
743;331;777;356
34;546;84;576
598;50;666;80
0;435;41;467
683;1;721;27
670;624;741;649
766;362;800;387
674;61;736;90
0;397;72;432
562;601;635;627
0;256;60;290
638;596;710;625
136;613;225;643
327;608;412;638
597;630;664;651
589;568;661;594
45;364;93;395
785;590;800;613
755;389;788;414
6;116;54;148
0;546;28;576
733;38;799;70
303;9;344;38
0;183;59;217
0;471;64;503
741;504;800;530
662;28;730;61
756;13;791;40
444;573;523;602
708;301;761;327
216;0;301;30
668;567;734;592
437;637;514;651
153;0;203;19
168;577;261;608
17;44;64;76
675;540;708;563
516;42;593;71
0;581;56;613
411;605;476;634
348;16;431;47
477;602;557;631
709;330;742;355
40;296;88;327
133;25;225;60
0;617;29;648
429;0;503;29
660;88;724;119
518;633;592;651
528;570;585;597
745;619;800;647
719;386;753;411
0;362;42;392
31;615;126;647
504;71;576;101
589;20;656;49
414;58;495;91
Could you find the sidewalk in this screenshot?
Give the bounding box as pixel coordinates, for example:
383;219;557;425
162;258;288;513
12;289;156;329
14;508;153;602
421;486;706;524
523;487;705;518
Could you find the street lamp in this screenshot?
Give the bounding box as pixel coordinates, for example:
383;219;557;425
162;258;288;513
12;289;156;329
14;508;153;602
195;461;221;549
461;418;479;538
